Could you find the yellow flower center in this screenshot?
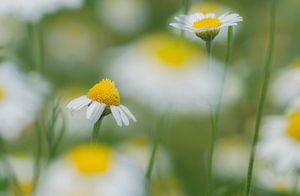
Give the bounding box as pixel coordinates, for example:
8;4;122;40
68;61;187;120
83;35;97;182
141;34;201;69
11;182;32;196
87;79;120;106
287;111;300;141
192;18;222;29
68;144;113;174
0;86;5;101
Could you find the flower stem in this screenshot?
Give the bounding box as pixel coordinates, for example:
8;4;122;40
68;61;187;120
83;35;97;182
245;1;278;195
33;119;42;190
206;41;212;67
91;117;103;143
293;170;300;195
183;0;191;14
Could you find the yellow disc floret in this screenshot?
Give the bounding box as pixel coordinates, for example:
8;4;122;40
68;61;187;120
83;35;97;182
287;111;300;141
87;79;120;106
68;144;113;174
192;18;222;29
0;86;5;101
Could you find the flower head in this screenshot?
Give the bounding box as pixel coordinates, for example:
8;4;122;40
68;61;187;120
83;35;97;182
170;12;242;41
67;79;136;126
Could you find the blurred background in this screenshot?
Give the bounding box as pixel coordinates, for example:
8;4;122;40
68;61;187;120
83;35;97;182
0;0;300;195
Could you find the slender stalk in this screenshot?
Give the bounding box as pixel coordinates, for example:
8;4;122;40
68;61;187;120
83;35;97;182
293;170;300;195
33;120;42;190
183;0;191;14
37;22;45;74
91;117;103;143
245;1;278;195
206;41;212;66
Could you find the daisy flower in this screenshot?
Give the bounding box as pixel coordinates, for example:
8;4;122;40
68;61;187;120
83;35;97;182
67;79;136;127
271;58;300;107
170;12;243;42
257;110;300;172
0;0;84;23
108;33;241;114
0;61;49;140
35;144;145;196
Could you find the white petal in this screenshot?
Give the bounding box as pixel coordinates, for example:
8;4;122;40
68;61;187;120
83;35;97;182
111;105;122;127
67;96;91;112
120;105;136;122
86;102;105;124
117;107;129;126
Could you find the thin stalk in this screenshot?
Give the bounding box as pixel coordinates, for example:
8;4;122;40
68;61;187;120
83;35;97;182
292;170;300;195
33;120;42;190
245;1;278;195
183;0;191;14
205;39;216;196
145;116;165;195
37;22;45;74
91;117;103;143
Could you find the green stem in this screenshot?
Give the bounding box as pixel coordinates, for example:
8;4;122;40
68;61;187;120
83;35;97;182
91;117;103;143
37;22;45;74
206;41;212;67
245;1;278;195
293;170;300;196
33;120;42;190
183;0;191;14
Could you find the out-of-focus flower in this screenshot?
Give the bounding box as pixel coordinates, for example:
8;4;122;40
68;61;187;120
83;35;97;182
255;163;297;194
45;13;104;67
213;137;249;180
95;0;149;35
271;58;300;107
109;33;241;114
170;12;242;42
67;79;136;126
0;0;84;23
8;155;34;196
35;144;145;196
0;62;49;140
258;110;300;172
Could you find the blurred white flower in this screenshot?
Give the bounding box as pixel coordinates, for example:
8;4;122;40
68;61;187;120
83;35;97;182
108;33;241;114
271;58;300;107
213;137;249;180
0;62;49;140
96;0;149;35
67;79;136;127
255;163;297;194
258;111;300;173
0;0;84;23
35;144;145;196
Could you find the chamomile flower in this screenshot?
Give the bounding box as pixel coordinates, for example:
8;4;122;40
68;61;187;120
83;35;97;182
257;111;300;172
271;58;300;107
35;144;145;196
0;62;49;140
170;12;243;42
214;137;249;180
0;0;84;23
109;33;241;114
67;79;136;127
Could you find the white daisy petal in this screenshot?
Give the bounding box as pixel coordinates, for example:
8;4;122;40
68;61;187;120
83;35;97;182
67;96;91;112
110;105;122;127
120;105;136;122
117;107;129;126
86;102;105;124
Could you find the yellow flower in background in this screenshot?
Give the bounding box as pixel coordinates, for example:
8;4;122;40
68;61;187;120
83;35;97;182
170;12;242;41
35;144;145;196
67;79;136;126
109;33;241;114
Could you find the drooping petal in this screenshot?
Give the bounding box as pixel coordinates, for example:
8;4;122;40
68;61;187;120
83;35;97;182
117;107;129;126
120;105;136;122
86;102;105;124
110;105;122;127
67;96;91;112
